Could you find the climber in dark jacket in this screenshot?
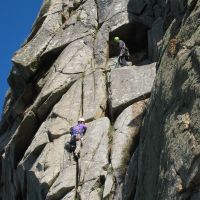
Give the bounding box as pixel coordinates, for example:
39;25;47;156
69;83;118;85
114;36;130;66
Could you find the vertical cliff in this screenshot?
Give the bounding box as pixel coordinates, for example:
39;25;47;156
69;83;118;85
0;0;200;200
124;0;200;200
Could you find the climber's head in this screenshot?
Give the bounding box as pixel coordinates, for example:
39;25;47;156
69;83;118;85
114;36;120;42
78;117;85;124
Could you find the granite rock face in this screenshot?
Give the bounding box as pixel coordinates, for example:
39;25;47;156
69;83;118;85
1;0;199;200
124;1;200;200
108;63;156;118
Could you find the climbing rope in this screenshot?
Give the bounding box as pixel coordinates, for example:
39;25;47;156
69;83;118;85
73;152;81;199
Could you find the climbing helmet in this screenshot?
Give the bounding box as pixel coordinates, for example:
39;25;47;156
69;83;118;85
78;117;85;123
114;37;120;42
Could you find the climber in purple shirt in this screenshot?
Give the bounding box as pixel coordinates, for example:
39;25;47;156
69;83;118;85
69;117;87;156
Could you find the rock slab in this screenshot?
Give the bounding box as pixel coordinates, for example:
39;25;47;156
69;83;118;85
108;63;156;118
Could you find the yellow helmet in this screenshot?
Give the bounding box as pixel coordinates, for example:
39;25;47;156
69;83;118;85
114;37;120;42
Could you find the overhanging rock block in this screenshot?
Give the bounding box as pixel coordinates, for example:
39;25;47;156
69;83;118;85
127;0;147;15
108;62;156;118
12;12;62;75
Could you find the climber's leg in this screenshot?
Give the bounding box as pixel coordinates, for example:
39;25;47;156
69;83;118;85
119;55;127;66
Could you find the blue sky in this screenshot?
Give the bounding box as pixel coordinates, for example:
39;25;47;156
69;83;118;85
0;0;42;116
